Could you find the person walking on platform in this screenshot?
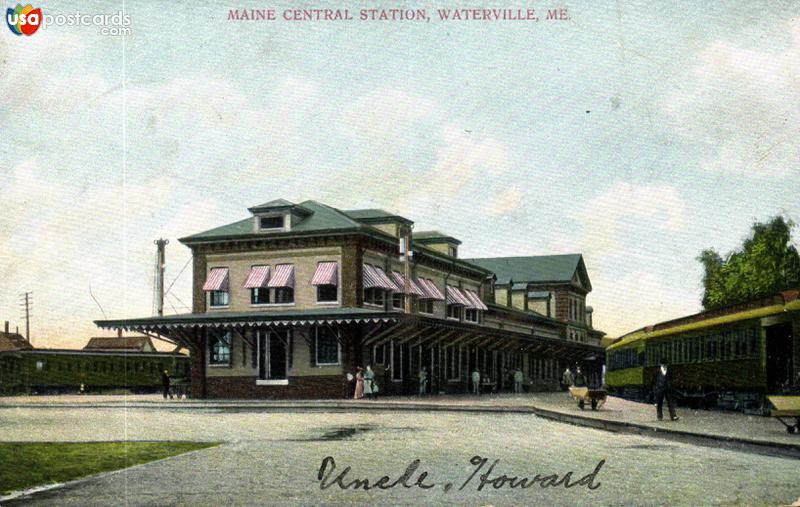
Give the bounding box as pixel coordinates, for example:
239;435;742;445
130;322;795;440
418;366;428;396
654;363;679;421
513;367;524;394
562;367;574;391
471;368;481;395
161;370;173;400
354;367;365;400
363;365;375;400
573;367;587;388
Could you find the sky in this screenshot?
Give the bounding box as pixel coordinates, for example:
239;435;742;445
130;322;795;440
1;1;799;349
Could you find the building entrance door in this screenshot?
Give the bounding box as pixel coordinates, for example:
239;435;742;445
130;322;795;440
258;329;288;380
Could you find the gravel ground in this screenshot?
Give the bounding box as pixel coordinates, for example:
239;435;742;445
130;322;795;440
1;407;799;506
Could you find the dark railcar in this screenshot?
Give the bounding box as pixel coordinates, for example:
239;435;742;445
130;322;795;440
0;349;191;394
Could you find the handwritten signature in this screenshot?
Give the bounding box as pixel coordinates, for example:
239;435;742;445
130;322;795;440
317;455;604;492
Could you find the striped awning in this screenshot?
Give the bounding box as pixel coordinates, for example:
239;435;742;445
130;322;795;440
374;266;398;291
391;271;425;296
243;265;270;289
202;268;229;291
267;264;295;288
464;289;489;311
363;264;397;291
418;278;445;300
312;262;338;286
446;286;471;306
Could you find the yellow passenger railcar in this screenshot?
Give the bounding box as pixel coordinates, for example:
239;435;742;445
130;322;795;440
606;293;800;411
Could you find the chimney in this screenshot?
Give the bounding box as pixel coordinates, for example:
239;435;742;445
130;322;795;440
4;321;8;334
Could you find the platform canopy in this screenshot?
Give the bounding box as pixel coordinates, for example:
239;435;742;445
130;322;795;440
95;307;603;363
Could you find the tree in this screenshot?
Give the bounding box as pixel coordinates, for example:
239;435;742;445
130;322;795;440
698;216;800;310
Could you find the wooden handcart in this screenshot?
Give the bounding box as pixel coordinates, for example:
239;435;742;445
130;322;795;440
767;396;800;434
569;386;607;411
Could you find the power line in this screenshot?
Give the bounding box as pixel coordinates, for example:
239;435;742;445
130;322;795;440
88;285;107;319
167;292;192;312
164;256;192;297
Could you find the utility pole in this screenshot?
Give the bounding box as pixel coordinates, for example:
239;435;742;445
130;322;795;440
19;292;32;344
154;239;169;316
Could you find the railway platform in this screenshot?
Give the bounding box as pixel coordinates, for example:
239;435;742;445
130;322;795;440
2;392;798;457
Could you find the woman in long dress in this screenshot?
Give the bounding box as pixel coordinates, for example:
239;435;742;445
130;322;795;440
354;367;365;399
363;365;375;399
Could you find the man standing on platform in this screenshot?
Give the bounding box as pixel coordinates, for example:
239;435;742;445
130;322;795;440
471;367;481;395
161;370;173;400
513;367;524;394
418;366;428;396
654;363;679;421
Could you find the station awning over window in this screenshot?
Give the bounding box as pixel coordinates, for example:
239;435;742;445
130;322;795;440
418;278;445;300
311;262;338;286
446;286;471;306
202;267;229;291
267;264;295;288
243;265;271;288
391;271;425;296
363;264;397;290
464;289;489;310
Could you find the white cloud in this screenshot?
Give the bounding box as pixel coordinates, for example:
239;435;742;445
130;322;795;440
482;188;525;217
562;182;693;337
590;269;700;338
340;87;435;142
0;33;108;115
662;19;800;177
569;181;686;256
426;125;512;198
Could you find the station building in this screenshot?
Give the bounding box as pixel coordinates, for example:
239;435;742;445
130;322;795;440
96;199;605;399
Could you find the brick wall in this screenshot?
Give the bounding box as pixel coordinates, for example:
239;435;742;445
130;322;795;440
192;250;207;313
205;247;342;312
190;329;207;399
205;375;349;399
341;240;362;307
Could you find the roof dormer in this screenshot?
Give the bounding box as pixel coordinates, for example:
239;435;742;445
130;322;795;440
413;230;462;258
342;208;413;238
248;199;313;234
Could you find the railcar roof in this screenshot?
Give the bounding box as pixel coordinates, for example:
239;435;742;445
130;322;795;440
607;299;800;352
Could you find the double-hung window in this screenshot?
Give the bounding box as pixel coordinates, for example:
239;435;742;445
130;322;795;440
251;287;270;305
392;292;404;310
312;262;339;303
210;291;229;307
317;285;337;303
204;267;230;308
267;264;295;304
210;331;232;365
244;265;271;305
364;288;385;306
315;326;340;365
274;287;294;304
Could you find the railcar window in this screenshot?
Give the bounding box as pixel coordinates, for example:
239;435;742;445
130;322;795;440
734;330;740;357
729;331;736;359
748;328;758;357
